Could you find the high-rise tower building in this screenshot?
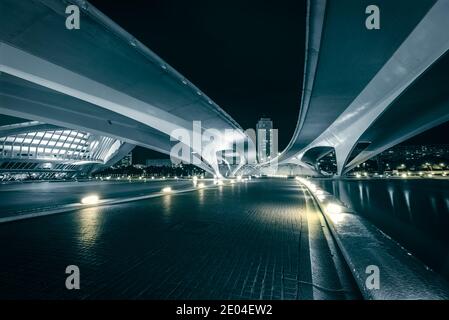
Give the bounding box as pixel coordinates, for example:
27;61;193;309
256;118;274;163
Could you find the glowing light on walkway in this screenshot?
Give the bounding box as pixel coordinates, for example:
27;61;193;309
326;203;343;215
162;187;172;193
326;203;347;223
81;194;100;205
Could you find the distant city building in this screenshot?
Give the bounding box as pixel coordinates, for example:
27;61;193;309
317;144;449;174
317;151;337;173
145;159;174;167
117;152;133;167
256;118;274;163
378;144;449;161
375;144;449;171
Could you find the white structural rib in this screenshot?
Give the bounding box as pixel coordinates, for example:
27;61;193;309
297;0;449;175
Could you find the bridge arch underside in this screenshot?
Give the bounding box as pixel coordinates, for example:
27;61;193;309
299;46;449;176
0;73;214;174
275;0;449;176
0;0;246;176
278;0;439;162
342;51;449;174
275;0;449;175
301;146;334;168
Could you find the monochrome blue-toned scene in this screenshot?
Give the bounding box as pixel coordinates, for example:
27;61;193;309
1;0;449;301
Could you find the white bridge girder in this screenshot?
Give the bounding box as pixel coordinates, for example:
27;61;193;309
0;43;227;174
0;0;249;177
276;0;449;175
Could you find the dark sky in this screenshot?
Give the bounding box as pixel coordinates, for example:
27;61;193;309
88;0;307;162
86;1;448;162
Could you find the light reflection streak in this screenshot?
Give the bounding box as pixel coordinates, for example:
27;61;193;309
388;187;395;209
430;197;438;216
197;188;205;207
403;190;412;222
162;194;172;218
78;207;101;248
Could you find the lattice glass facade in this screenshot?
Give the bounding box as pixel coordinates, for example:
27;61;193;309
1;129;120;163
0;122;126;179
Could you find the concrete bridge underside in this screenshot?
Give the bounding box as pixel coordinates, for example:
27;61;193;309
268;0;449;175
0;0;247;176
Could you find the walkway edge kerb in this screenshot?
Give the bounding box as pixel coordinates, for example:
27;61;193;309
301;182;449;300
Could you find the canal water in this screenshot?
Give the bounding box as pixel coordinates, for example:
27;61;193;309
315;178;449;281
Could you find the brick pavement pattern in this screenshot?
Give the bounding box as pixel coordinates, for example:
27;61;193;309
0;180;353;299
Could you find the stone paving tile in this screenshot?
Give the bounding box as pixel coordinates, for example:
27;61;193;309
0;180;354;299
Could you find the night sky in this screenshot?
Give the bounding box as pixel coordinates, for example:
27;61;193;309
85;1;448;162
88;0;306;162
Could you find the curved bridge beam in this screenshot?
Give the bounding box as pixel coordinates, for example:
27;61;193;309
0;0;248;176
275;0;449;175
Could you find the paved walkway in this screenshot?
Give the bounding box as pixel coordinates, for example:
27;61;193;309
0;179;358;299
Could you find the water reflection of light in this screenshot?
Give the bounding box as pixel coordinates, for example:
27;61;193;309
79;207;100;247
162;194;172;215
365;185;370;203
388;187;395;208
403;190;412;221
358;183;364;203
197;188;205;206
430;197;438;215
217;184;224;197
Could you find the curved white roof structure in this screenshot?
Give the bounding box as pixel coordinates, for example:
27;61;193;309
0;120;132;177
